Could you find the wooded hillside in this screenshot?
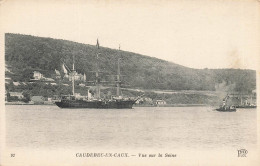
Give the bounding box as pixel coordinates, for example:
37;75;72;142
5;33;256;93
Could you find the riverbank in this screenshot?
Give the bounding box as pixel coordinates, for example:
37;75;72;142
5;102;207;107
5;102;54;105
134;104;207;107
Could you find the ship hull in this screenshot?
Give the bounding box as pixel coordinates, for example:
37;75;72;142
216;108;236;112
235;105;257;108
55;99;136;109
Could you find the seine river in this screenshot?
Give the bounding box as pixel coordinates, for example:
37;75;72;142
5;105;257;150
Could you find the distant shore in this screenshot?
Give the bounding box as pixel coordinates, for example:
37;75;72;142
5;102;54;105
5;102;207;107
134;104;207;107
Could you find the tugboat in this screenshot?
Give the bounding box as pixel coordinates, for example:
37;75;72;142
55;40;140;109
216;105;236;112
216;95;236;112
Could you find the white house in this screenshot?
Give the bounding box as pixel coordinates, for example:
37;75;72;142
33;71;43;80
69;72;84;81
55;69;61;79
9;92;24;99
5;77;11;84
156;100;166;105
13;82;20;86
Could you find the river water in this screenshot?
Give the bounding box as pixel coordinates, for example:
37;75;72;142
5;105;257;150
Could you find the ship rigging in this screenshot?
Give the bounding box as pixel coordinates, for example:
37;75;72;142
55;39;140;109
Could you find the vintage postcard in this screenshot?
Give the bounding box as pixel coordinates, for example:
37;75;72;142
0;0;259;165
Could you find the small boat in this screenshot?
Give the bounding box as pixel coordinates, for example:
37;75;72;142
215;95;236;112
216;106;236;112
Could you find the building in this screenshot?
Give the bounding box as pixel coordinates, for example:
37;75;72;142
45;78;55;82
136;97;153;105
79;83;85;87
13;82;20;86
83;73;86;82
31;96;45;104
75;73;84;81
33;71;43;80
5;77;11;84
69;72;84;81
155;100;166;105
9;92;24;99
74;93;81;97
5;64;13;73
55;69;61;79
64;73;69;79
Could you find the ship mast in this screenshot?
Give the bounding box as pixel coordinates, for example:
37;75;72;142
72;55;75;96
96;39;101;99
116;45;121;97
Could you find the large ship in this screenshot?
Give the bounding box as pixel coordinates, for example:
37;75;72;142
235;94;257;108
55;40;139;109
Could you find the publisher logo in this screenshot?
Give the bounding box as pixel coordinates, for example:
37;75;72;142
238;149;248;157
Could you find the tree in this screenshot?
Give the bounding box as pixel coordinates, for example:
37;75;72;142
22;91;31;103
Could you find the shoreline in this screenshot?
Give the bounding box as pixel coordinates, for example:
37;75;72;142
5;102;208;107
134;104;208;107
5;102;54;105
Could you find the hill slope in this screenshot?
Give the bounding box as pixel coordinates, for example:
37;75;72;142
5;33;256;93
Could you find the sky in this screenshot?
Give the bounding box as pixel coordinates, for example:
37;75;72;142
0;0;259;69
